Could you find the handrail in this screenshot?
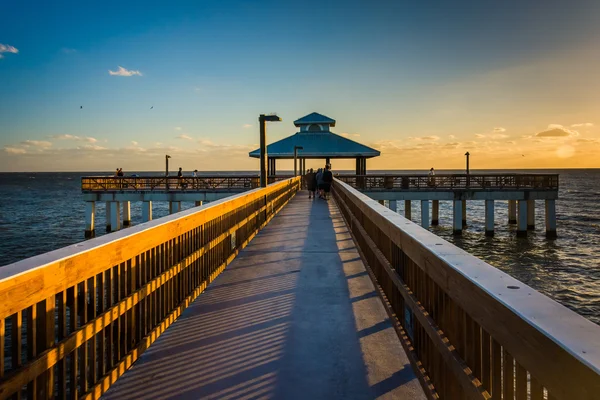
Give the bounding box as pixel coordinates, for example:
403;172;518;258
336;173;559;191
0;177;301;399
81;175;295;192
332;178;599;399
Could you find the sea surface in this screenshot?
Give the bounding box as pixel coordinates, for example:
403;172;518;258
0;170;599;325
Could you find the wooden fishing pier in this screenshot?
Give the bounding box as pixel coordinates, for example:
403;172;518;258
0;177;598;399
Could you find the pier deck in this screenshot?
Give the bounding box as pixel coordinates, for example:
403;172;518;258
102;192;425;399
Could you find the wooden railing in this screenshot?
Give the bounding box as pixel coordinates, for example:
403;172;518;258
335;174;559;191
0;177;301;399
81;175;295;192
332;178;599;399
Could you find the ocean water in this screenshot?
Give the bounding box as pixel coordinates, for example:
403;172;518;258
0;170;598;325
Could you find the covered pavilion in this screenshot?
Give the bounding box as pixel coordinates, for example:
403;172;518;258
249;112;380;175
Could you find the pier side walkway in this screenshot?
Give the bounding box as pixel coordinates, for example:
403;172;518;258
103;191;425;400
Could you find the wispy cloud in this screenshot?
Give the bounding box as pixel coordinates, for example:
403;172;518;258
449;135;456;139
131;141;138;146
571;122;593;128
475;134;486;139
536;124;579;138
243;124;252;128
174;127;182;131
108;66;142;77
21;140;52;148
0;43;19;59
176;134;193;141
49;134;97;143
77;144;106;151
3;147;26;154
494;127;506;132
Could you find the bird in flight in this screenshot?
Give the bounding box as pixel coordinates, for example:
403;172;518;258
522;154;525;157
80;106;83;109
150;106;153;109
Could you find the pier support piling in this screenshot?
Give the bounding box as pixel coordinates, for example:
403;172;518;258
462;199;467;228
405;200;411;219
485;200;494;237
517;200;528;237
527;199;535;230
105;201;111;232
388;200;397;212
453;200;462;235
109;201;121;232
432;200;439;225
142;201;152;222
169;201;181;214
123;201;131;227
195;201;203;207
508;200;517;224
545;199;557;239
421;200;429;228
85;202;95;239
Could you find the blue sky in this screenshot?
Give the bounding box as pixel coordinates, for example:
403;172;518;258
1;0;600;171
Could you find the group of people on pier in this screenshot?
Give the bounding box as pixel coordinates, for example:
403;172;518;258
305;164;333;200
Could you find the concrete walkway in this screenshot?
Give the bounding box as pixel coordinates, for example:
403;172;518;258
103;191;425;400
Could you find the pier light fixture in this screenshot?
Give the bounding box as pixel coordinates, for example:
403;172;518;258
258;113;282;187
165;154;171;177
294;146;304;177
465;151;470;187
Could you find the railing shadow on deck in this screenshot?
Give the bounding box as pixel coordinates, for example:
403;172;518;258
0;178;301;399
332;178;600;400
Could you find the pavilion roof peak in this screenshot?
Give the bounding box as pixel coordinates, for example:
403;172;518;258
293;112;336;127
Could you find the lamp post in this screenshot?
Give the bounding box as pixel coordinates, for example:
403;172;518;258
294;146;304;177
465;152;470;187
165;154;171;190
258;114;282;187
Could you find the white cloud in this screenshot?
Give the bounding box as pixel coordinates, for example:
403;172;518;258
475;134;486;139
4;146;26;154
0;44;18;59
571;123;593;127
490;133;509;139
174;127;182;131
49;134;97;143
21;140;52;148
176;134;193;140
494;127;506;132
108;66;142;77
131;141;138;146
536;124;579;138
77;144;106;151
243;124;252;128
449;135;456;139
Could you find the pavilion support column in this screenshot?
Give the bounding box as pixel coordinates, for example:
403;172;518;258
404;200;411;219
485;200;495;237
109;201;121;232
453;200;463;235
84;202;95;239
388;200;397;212
431;200;439;225
169;201;181;214
545;199;557;239
105;201;111;232
527;199;535;230
326;157;330;165
355;158;360;175
517;200;528;237
462;199;467;228
122;201;131;227
508;200;517;224
362;158;367;174
142;201;152;222
421;200;429;228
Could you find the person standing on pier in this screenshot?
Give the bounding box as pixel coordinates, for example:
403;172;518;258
321;164;333;200
306;168;316;199
428;167;435;187
316;168;324;198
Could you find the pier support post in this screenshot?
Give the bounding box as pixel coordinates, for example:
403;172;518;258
195;201;203;207
122;201;131;227
142;201;152;222
545;200;557;239
169;201;181;214
462;199;467;228
110;201;121;232
508;200;517;224
517;200;528;237
405;200;411;219
432;200;439;225
388;200;397;212
453;200;462;235
527;200;535;230
105;201;111;232
421;200;429;228
485;200;494;237
85;202;95;239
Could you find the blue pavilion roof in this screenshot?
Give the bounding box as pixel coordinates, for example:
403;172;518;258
249;131;380;159
293;112;336;127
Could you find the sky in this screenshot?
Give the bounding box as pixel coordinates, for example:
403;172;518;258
1;0;600;172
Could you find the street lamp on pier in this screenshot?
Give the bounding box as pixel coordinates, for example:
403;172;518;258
258;114;282;188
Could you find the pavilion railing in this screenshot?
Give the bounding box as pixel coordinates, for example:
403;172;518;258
332;178;599;400
0;177;301;400
335;174;559;191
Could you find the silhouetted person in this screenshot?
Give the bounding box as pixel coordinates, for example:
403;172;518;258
305;168;316;199
321;164;333;200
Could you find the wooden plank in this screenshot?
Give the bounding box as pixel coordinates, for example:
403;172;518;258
57;291;67;400
11;312;23;400
26;305;37;399
481;330;491;395
68;286;78;400
515;362;527;400
0;318;4;379
105;269;113;373
491;339;501;399
88;277;97;387
79;281;88;395
503;350;514;400
97;273;105;379
530;375;544;400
